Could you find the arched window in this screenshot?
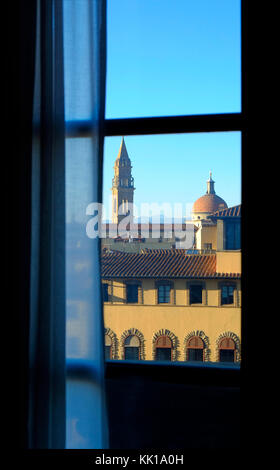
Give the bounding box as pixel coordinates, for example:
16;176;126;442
186;336;204;361
105;334;112;360
124;335;140;360
155;336;172;361
219;337;236;362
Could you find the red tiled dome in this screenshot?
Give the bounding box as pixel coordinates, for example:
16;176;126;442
192;194;227;214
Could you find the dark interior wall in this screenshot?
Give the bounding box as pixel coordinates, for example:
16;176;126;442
14;0;37;449
105;362;240;449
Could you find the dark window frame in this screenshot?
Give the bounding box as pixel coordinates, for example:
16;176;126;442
218;337;237;363
155;336;173;362
220;283;236;306
224;220;241;250
155;281;174;304
105;344;112;360
187;280;206;306
124;334;141;360
186;336;205;362
65;0;247;375
102;282;109;302
125;281;141;304
187;348;204;362
157;284;171;304
189;284;203;305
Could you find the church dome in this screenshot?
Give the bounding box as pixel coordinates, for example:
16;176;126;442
192;172;227;217
192;193;227;214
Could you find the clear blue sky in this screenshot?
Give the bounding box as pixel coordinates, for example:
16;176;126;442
103;1;241;221
106;0;241;118
103;133;241;221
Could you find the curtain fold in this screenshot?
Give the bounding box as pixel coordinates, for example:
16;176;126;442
29;0;66;449
63;0;108;449
26;0;107;449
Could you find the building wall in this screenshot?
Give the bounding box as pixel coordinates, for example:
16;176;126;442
216;219;224;251
216;251;241;273
196;224;217;250
103;278;241;362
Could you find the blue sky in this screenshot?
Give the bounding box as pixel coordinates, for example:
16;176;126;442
103;132;241;221
106;0;241;118
103;1;241;221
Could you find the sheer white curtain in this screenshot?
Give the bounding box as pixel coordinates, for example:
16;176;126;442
29;0;108;449
63;0;108;449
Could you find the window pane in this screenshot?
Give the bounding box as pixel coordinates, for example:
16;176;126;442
125;347;139;360
225;221;241;250
190;285;203;304
219;349;235;362
101;133;241;366
106;0;241;118
103;283;109;302
221;286;234;305
158;285;170;304
155;348;172;362
127;284;139;303
105;345;111;360
188;349;204;362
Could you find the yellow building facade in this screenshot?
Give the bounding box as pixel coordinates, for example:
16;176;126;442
101;140;241;364
102;249;241;363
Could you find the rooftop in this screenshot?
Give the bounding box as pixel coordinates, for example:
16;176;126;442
209;204;241;218
101;249;240;279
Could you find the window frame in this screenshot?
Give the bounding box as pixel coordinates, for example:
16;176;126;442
125;280;142;304
218;337;237;363
219;282;237;307
124;334;141;360
186;336;205;362
156;280;174;305
155;336;173;362
102;282;109;302
187;281;206;306
157;283;171;304
105;334;113;360
224;219;241;250
65;0;247;376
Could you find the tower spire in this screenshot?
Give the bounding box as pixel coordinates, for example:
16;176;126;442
111;138;135;224
206;171;215;194
116;136;130;162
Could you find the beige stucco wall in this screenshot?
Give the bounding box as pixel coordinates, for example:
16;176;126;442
103;278;241;362
216;251;241;274
199;225;217;250
216;219;224;251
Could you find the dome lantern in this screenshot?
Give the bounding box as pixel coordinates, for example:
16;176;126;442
191;172;227;221
206;171;215;195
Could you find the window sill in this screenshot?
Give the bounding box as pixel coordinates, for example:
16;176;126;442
105;359;240;387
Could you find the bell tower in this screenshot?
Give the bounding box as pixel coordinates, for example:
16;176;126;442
111;137;135;224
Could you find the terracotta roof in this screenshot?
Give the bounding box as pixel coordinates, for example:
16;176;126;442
192;193;228;214
210;204;241;218
101;249;240;279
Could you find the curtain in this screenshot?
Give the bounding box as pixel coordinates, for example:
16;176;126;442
19;0;107;449
63;0;108;449
28;0;66;449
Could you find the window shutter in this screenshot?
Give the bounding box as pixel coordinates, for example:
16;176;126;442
156;336;172;348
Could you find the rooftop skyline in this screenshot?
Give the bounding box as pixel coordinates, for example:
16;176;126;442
102;133;241;222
